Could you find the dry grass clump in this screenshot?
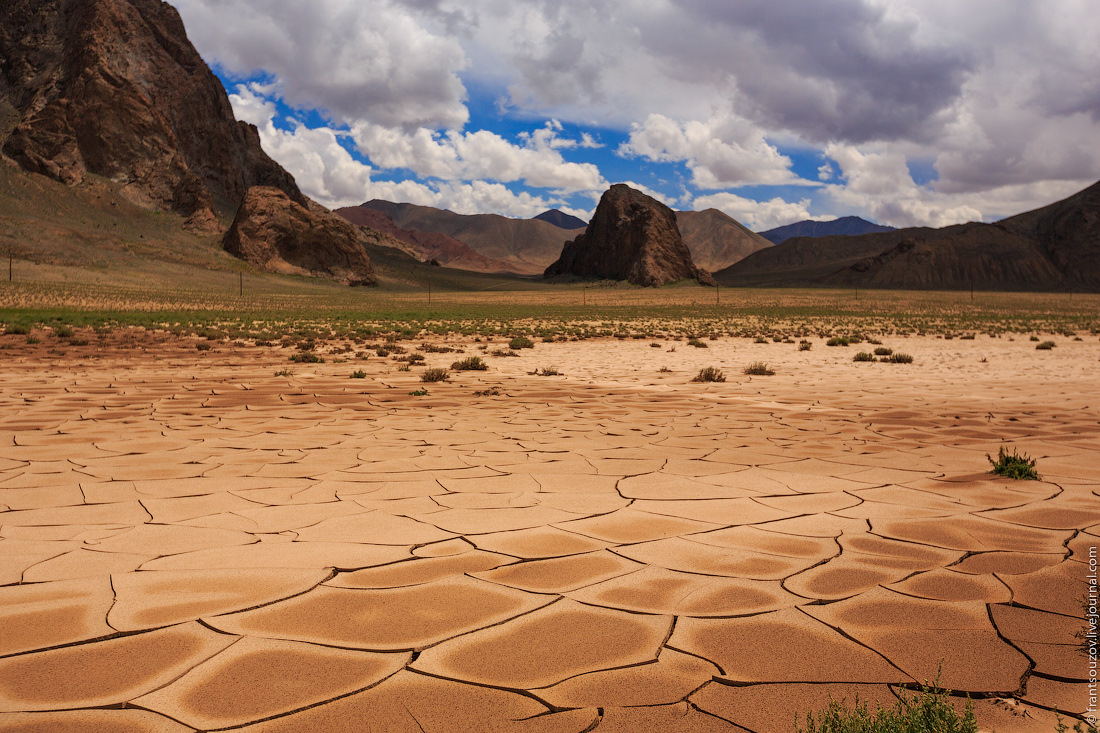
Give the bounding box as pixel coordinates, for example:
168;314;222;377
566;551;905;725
744;362;775;375
799;340;812;351
508;336;535;350
882;353;914;363
489;348;519;357
826;337;850;347
873;347;893;356
451;356;488;371
420;367;450;382
529;366;563;376
692;366;726;382
1035;340;1056;350
687;337;708;348
853;352;875;362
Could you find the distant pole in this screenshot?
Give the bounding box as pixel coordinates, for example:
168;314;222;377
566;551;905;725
716;284;720;306
583;286;587;306
239;272;243;297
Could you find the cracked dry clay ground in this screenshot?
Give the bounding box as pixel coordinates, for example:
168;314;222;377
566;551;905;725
0;332;1095;732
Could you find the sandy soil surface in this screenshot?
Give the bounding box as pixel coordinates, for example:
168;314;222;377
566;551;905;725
0;331;1095;732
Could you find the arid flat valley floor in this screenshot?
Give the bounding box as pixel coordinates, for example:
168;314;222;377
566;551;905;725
0;330;1095;732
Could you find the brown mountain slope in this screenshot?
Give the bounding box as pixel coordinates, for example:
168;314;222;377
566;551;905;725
675;209;772;271
717;179;1100;291
335;207;516;273
0;0;303;230
358;200;582;275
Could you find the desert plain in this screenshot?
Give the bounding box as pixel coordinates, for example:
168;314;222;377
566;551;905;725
0;296;1096;732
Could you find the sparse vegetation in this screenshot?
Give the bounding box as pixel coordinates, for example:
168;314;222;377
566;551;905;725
853;352;876;362
274;368;292;377
754;336;768;343
489;348;519;357
408;388;429;396
882;353;914;363
873;347;893;356
289;353;324;363
1036;340;1056;350
796;683;977;733
658;366;673;373
420;367;450;382
195;342;212;351
473;386;502;396
451;356;488;371
529;366;563;376
687;337;708;348
744;362;776;375
508;336;535;350
987;445;1040;480
799;340;812;351
350;370;366;379
692;366;726;382
827;337;850;346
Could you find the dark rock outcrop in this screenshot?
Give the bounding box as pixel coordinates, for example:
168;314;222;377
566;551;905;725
535;209;587;230
224;187;375;286
0;0;304;228
544;184;714;286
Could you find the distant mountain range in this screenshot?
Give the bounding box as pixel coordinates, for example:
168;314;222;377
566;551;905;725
717;180;1100;290
760;216;895;244
535;209;588;229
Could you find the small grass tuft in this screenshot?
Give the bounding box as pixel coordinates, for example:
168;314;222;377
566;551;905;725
744;362;776;376
873;347;893;356
529;366;563;376
988;445;1040;480
421;367;450;382
473;386;502;396
826;337;850;347
1036;340;1056;350
451;356;488;371
408;388;429;396
350;370;367;379
799;340;812;351
687;337;708;348
692;366;726;383
853;352;876;362
882;353;914;363
289;353;324;363
274;368;293;377
508;336;535;350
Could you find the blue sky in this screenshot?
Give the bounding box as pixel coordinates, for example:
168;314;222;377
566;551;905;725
177;0;1100;231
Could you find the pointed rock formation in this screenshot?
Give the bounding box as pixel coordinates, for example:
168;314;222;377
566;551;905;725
0;0;304;225
223;188;375;286
544;184;714;286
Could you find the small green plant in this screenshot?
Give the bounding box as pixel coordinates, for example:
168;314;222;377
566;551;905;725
6;325;30;336
54;326;73;338
987;445;1040;480
687;337;708;348
529;366;562;376
409;388;429;396
826;337;850;346
692;366;726;382
1029;335;1040;341
754;336;768;343
650;342;662;348
274;369;293;377
1036;340;1056;350
196;342;212;351
658;366;673;373
421;367;450;382
26;336;39;344
799;340;812;351
452;356;488;371
473;386;501;396
489;348;519;357
396;364;410;372
289;353;324;363
796;682;977;733
883;353;914;363
853;352;876;362
744;362;775;375
873;347;893;356
508;336;535;350
350;370;367;379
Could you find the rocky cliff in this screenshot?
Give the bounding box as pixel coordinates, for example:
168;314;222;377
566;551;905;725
223;187;375;286
0;0;303;232
544;184;713;287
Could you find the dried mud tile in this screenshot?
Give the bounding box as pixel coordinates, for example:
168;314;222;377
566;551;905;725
687;525;838;558
435;473;543;493
0;622;236;712
1022;675;1092;718
534;654;714;709
989;604;1083;645
473;550;641;594
328;551;510;589
21;548;151;583
233;671;592;733
618;474;759;500
208;577;549;650
616;537;814;580
568;565;800;617
141;493;259;524
874;515;1071;553
85;524;254;556
0;576;115;656
671;608;909;684
979;500;1100;530
471;526;611;558
109;567;330;631
232;483;339;505
138;541;411;572
555;509;721;544
805;587;993;630
412;599;671;689
592;702;740;733
0;709;194;732
535;491;631;514
292;512;455;545
412;537;476;557
0;485;85;511
691;682;899;733
951;551;1067;576
0;501;149;526
752;492;862;514
752;514;867;537
887;568;1012;603
782;555;913;601
228;502;371;533
133;637;410;730
998;559;1091;616
630;498;791;526
753;469;869;494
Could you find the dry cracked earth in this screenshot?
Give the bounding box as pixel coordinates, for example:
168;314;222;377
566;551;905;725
0;330;1096;732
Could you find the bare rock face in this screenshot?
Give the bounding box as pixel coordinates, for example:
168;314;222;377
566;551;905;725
545;184;714;286
224;187;376;286
0;0;304;224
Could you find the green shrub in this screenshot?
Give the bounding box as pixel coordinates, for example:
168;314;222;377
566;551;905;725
408;388;429;396
827;337;850;347
6;325;30;336
529;366;562;376
26;336;39;345
274;369;293;377
421;368;450;382
687;337;708;348
508;336;535;350
754;336;768;343
883;353;914;363
988;445;1040;480
350;370;367;379
796;683;977;733
799;341;812;351
289;353;324;363
873;347;893;356
1036;340;1056;350
853;352;875;362
451;356;488;371
196;342;212;351
744;362;775;376
54;326;73;338
489;348;519;357
1029;335;1040;341
692;366;726;382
